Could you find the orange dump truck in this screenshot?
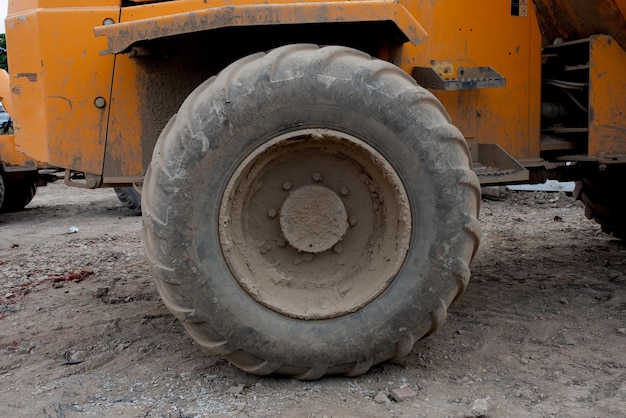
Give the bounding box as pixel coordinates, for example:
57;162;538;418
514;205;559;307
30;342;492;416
1;0;624;378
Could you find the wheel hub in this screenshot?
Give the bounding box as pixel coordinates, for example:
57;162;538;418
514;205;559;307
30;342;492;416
219;129;411;320
280;185;349;253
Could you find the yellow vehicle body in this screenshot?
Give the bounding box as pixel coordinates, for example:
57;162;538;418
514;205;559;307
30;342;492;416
2;0;625;378
3;0;625;184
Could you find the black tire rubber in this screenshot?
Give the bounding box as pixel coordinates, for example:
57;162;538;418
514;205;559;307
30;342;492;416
0;174;37;213
114;187;142;215
0;173;5;210
142;44;481;379
574;169;626;240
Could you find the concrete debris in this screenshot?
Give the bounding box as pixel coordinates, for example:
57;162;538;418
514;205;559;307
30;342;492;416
390;386;417;402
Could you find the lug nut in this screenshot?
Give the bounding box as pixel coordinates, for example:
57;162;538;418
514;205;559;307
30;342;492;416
339;186;349;196
312;172;323;182
282;181;292;191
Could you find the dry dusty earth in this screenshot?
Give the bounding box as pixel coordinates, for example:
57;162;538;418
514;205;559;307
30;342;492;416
0;181;624;417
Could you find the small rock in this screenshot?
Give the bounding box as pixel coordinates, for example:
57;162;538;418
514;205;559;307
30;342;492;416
617;328;626;335
560;298;568;305
373;391;391;405
15;342;32;355
227;384;246;395
390;386;416;402
94;288;109;298
70;351;87;362
115;342;130;352
470;398;489;417
481;186;506;199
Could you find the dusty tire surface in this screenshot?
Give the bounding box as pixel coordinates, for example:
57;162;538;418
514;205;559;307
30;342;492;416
114;187;142;215
0;172;4;209
0;174;37;213
142;44;481;379
574;167;626;240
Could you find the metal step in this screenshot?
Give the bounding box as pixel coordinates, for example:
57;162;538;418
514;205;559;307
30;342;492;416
470;143;529;185
412;66;505;90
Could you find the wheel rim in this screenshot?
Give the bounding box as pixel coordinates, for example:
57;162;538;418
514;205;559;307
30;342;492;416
219;128;411;320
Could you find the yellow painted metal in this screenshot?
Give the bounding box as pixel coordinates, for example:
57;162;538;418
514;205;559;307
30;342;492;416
1;0;625;181
101;53;144;180
0;70;12;114
95;0;427;54
588;35;626;156
5;3;119;175
0;134;33;167
395;0;543;160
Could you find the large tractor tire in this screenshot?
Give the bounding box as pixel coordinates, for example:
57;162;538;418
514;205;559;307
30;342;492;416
0;173;37;213
114;187;142;215
142;44;481;379
574;169;626;240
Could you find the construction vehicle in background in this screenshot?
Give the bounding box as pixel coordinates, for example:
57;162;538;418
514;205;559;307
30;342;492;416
0;0;624;379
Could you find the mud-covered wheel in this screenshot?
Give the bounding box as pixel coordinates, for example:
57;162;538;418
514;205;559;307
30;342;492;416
0;173;37;213
114;186;142;215
574;168;626;240
142;44;481;379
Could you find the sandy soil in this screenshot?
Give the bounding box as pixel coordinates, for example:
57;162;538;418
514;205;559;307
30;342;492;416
0;181;624;417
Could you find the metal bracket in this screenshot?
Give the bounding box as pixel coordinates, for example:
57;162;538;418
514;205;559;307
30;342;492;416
64;170;102;189
412;66;506;90
470;143;529;186
1;160;37;173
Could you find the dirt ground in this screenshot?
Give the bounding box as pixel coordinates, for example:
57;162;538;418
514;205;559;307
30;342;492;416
0;181;624;417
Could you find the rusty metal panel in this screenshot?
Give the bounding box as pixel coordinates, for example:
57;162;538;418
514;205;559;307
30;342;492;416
5;5;118;174
588;35;626;156
95;0;427;54
533;0;626;48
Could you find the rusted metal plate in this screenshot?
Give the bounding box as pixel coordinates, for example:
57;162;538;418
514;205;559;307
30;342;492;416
533;0;626;48
95;1;427;54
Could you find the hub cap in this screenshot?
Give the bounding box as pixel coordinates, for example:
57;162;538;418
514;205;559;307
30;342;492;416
219;129;411;319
